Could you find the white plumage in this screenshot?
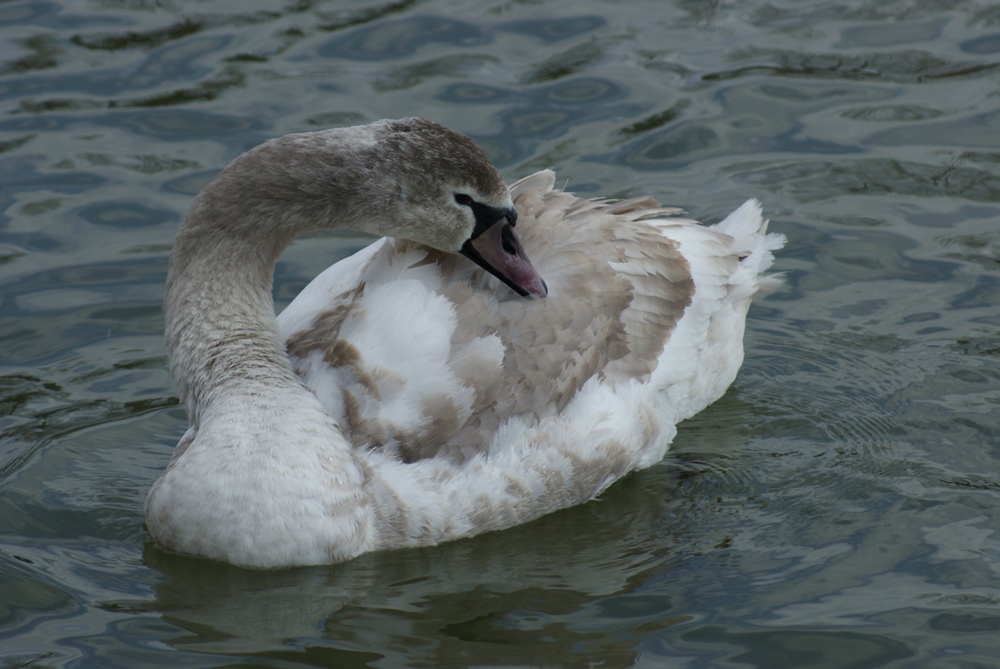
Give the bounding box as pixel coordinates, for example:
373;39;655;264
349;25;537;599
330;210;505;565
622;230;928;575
146;119;784;568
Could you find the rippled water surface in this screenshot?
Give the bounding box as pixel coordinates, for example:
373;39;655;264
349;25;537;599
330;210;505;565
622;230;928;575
3;0;1000;666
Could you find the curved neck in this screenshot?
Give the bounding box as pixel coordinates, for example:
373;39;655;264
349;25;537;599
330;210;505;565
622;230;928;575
164;218;295;422
163;152;363;416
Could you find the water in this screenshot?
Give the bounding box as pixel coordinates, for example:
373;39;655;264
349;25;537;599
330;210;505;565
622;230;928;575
2;0;1000;666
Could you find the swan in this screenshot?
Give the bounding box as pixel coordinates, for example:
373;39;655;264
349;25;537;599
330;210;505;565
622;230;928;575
145;117;784;569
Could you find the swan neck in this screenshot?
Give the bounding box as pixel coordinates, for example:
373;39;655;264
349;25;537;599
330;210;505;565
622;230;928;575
164;203;309;420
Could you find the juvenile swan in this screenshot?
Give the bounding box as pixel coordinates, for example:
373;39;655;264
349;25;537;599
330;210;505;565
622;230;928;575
146;118;784;568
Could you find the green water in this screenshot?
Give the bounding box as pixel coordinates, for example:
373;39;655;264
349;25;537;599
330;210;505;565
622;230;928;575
2;0;1000;666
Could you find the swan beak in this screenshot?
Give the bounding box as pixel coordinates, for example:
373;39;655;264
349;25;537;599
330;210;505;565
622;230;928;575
461;221;548;298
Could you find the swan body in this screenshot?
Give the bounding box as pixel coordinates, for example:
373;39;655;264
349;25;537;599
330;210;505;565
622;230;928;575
146;118;784;568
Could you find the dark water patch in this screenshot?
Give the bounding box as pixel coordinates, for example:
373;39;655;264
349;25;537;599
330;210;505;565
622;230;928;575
303;111;368;128
0;69;122;105
519;40;604;84
1;259;167;303
499;15;606;42
736;157;1000;204
842;103;944;122
0;365;172;495
961;33;1000;54
112;71;244;108
680;626;914;667
949;274;1000;311
71;18;202;52
0;134;36;155
373;54;497;92
614;103;689;140
540;76;625;104
611;122;721;171
788;223;957;288
0;156;104;193
319;15;490;61
0;557;77;629
120;35;233;90
705;49;1000;84
0;1;62;27
76;152;200;175
438;76;624;108
436;82;513;104
451;77;637;165
102;109;263;140
0;230;68;254
867;108;1000;149
950;336;1000;357
835;18;945;49
2;37;241;112
907;202;1000;227
317;0;419;33
0;302;164;370
0;1;126;30
755;1;973;25
938;229;1000;271
0;257;168;371
930;611;1000;632
607;80;876;170
4;38;58;77
14;97;107;114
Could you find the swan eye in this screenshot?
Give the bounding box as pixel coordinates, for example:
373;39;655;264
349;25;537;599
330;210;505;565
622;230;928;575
454;193;474;206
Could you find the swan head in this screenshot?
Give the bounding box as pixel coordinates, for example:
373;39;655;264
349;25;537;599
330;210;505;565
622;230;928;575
363;118;548;298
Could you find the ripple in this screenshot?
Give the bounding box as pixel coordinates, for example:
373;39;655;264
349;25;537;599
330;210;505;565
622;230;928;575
615;123;721;169
938;228;1000;271
104;110;262;139
499;15;606;42
704;48;1000;84
961;34;1000;54
841;104;944;122
319;15;490;61
71;19;202;52
0;1;60;26
835;18;944;49
680;626;914;666
436;82;512;104
519;41;604;84
77;201;175;229
540;77;625;104
930;611;1000;632
373;54;497;92
867;108;1000;149
738;158;1000;204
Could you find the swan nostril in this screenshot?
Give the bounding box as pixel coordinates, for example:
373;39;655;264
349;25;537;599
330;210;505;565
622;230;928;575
501;224;517;255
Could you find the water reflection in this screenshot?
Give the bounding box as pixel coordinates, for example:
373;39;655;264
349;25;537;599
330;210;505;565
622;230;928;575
143;468;694;665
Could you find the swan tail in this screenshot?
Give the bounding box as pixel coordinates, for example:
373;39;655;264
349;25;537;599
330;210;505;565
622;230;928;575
711;198;786;296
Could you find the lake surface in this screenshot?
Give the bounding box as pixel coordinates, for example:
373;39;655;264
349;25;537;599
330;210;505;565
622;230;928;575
2;0;1000;666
